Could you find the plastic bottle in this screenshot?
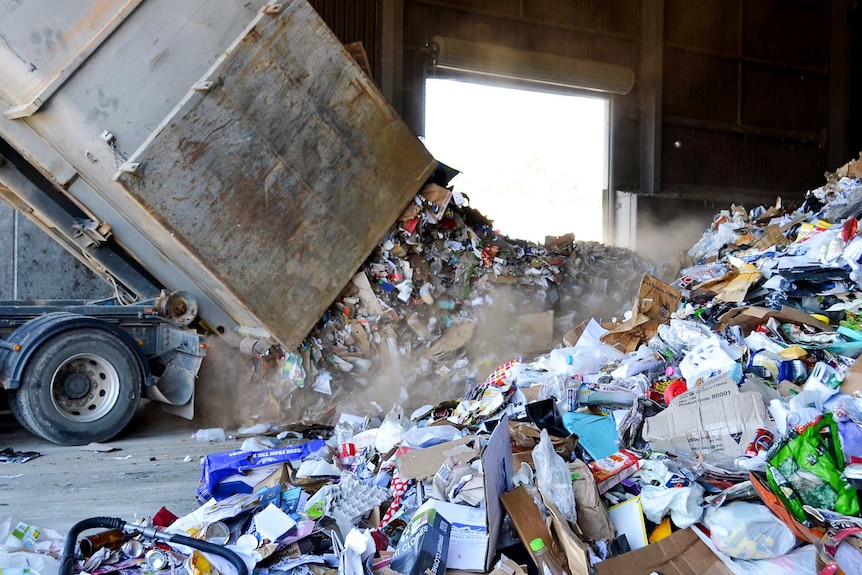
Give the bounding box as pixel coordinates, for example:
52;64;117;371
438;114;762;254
334;421;356;468
529;538;567;575
192;428;225;442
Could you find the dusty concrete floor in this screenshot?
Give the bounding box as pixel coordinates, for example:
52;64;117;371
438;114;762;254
0;400;246;534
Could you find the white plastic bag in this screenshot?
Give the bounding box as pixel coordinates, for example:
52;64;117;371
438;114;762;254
635;460;704;528
703;502;797;560
375;404;410;453
532;429;578;524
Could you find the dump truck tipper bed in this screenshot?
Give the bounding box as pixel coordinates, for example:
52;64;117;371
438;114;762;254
0;0;436;443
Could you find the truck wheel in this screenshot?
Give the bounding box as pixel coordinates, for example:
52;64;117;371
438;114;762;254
7;328;142;445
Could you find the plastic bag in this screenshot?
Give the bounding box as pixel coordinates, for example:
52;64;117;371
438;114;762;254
0;551;61;575
703;502;797;560
766;412;858;522
401;425;460;449
532;429;578;524
635;460;704;528
375;404;410;453
548;345;612;377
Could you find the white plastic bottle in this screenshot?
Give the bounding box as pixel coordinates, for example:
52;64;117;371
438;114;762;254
192;428;225;442
530;538;568;575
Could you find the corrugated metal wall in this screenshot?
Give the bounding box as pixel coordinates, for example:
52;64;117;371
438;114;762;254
312;0;850;253
661;0;830;197
309;0;380;78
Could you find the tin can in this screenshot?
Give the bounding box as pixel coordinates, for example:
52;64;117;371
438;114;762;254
121;539;144;558
145;548;168;570
203;521;230;545
744;428;774;457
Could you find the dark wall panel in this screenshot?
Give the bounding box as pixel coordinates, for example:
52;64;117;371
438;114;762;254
663;50;738;123
665;0;740;53
738;139;825;194
522;0;640;37
662;127;740;189
741;65;826;132
393;0;846;225
309;0;380;79
404;3;636;64
743;0;829;69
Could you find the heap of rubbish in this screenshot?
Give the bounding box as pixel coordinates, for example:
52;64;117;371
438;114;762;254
235;164;661;425
11;154;862;575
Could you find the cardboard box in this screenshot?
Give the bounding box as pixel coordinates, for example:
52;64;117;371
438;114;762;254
594;528;732;575
587;449;642;494
642;379;772;463
424;499;489;571
390;500;451;575
397;416;514;572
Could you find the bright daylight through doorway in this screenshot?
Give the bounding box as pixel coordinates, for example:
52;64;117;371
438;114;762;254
423;78;608;244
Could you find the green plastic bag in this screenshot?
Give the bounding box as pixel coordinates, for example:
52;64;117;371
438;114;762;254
766;412;859;522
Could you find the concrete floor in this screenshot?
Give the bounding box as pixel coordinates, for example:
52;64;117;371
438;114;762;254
0;402;246;534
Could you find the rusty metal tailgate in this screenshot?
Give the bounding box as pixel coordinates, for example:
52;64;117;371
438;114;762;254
110;2;434;347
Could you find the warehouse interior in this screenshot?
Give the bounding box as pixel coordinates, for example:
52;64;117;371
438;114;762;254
307;0;862;256
4;1;862;573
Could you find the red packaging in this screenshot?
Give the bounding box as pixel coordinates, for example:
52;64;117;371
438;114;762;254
588;449;643;494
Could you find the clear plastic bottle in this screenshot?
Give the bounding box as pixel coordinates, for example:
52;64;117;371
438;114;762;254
192;428;225;442
334;421;356;468
529;538;567;575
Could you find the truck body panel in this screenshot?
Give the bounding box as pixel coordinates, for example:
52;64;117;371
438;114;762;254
0;0;435;349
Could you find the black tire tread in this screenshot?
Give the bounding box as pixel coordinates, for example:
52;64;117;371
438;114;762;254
9;328;142;445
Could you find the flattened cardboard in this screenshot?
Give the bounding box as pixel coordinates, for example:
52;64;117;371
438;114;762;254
841;357;862;396
714;261;761;303
600;314;658;354
397;436;480;481
718;305;833;334
594;528;732;575
642;379;771;461
500;486;567;570
425;322;476;360
636;275;681;324
544;498;591;575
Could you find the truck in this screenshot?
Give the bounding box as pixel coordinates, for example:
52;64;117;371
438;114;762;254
0;0;436;445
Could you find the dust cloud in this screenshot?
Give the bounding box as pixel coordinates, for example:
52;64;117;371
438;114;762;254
192;251;658;429
633;215;708;263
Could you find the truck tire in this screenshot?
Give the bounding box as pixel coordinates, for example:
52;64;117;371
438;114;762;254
7;328;142;445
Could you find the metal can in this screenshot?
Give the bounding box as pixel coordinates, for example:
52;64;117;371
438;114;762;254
203;521;230;545
744;428;775;457
145;548;168;570
121;539;144;558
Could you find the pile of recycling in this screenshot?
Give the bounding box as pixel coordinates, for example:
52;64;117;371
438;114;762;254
11;154;862;575
236;163;661;425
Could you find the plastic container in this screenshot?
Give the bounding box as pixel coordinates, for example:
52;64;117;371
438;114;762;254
803;362;842;401
529;538;567;575
192;428;225;442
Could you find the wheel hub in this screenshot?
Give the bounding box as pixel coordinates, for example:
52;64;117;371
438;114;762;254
63;371;91;400
51;353;121;423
